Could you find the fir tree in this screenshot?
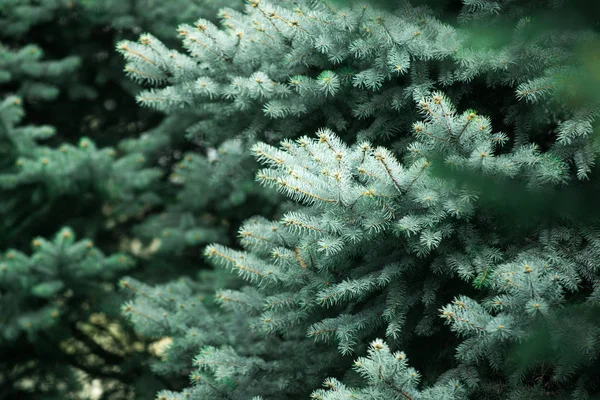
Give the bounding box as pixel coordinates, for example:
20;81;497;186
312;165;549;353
0;33;164;400
119;0;600;399
0;228;140;397
3;0;600;398
0;0;243;397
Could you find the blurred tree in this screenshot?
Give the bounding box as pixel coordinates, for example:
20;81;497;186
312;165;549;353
0;0;242;398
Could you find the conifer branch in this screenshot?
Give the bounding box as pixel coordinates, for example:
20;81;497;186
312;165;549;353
119;43;157;66
375;153;403;193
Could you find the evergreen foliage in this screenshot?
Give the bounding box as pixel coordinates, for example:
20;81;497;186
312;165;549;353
0;0;240;398
0;95;162;248
3;0;600;399
0;228;142;397
117;0;600;399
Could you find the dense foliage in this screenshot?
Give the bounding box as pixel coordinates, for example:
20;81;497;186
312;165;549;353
2;0;600;399
0;0;244;398
119;0;600;399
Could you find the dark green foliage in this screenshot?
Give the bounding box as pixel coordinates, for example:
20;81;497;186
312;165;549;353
0;228;146;398
0;0;244;398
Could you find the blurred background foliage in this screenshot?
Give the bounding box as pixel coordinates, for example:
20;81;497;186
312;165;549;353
0;0;243;398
